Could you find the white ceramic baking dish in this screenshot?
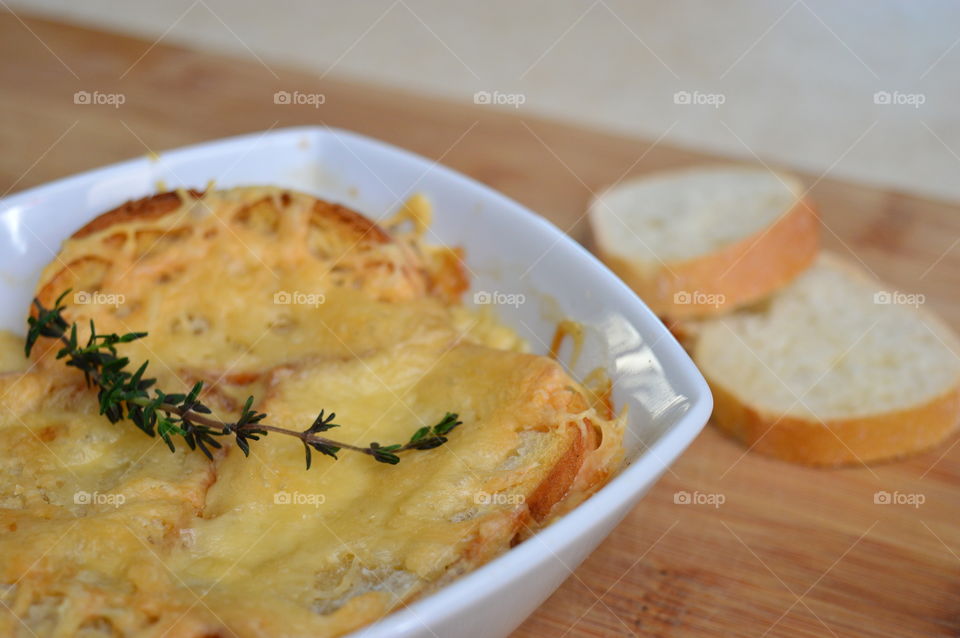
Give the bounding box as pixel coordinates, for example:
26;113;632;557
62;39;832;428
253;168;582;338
0;127;711;638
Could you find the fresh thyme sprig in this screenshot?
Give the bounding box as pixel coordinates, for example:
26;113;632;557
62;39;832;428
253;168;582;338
26;290;462;467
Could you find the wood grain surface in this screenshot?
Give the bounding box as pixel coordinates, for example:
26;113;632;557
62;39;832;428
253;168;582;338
2;11;958;638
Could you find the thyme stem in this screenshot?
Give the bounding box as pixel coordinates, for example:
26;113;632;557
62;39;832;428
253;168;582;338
26;291;461;467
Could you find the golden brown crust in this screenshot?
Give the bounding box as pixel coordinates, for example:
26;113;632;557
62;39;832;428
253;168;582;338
512;388;600;541
525;422;591;523
35;255;112;312
311;199;391;245
425;246;469;304
708;376;960;466
73;190;204;238
73;189;388;244
419;389;601;595
32;188;465;329
599;197;820;318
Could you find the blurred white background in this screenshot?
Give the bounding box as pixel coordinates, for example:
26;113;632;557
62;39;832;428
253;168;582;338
14;0;960;201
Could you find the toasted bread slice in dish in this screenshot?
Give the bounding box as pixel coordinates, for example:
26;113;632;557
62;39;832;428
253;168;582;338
40;186;454;306
178;342;620;637
693;253;960;465
590;166;819;318
31;187;469;407
0;343;621;638
0;367;219;638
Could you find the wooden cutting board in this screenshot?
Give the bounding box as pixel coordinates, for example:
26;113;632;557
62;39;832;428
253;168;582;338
2;12;958;637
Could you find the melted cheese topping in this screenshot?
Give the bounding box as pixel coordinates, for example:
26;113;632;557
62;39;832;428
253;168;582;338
1;188;623;638
0;331;28;373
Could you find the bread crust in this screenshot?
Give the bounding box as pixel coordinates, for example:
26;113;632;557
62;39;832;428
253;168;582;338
34;187;468;316
696;252;960;465
72;188;390;244
708;376;960;466
598;196;819;318
520;426;581;521
72;189;204;238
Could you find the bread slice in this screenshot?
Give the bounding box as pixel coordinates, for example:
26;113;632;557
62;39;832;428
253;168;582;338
184;342;618;635
590;166;819;318
0;343;621;638
29;187;469;410
36;186;465;312
694;253;960;465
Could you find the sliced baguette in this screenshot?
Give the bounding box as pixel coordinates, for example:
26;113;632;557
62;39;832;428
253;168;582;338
694;253;960;465
590;166;819;318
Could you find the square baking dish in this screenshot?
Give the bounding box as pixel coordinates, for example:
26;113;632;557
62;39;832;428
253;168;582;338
0;127;712;638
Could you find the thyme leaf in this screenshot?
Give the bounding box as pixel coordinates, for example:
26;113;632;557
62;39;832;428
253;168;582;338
26;291;462;468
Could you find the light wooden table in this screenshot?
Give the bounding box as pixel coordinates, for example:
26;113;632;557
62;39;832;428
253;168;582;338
2;12;958;637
